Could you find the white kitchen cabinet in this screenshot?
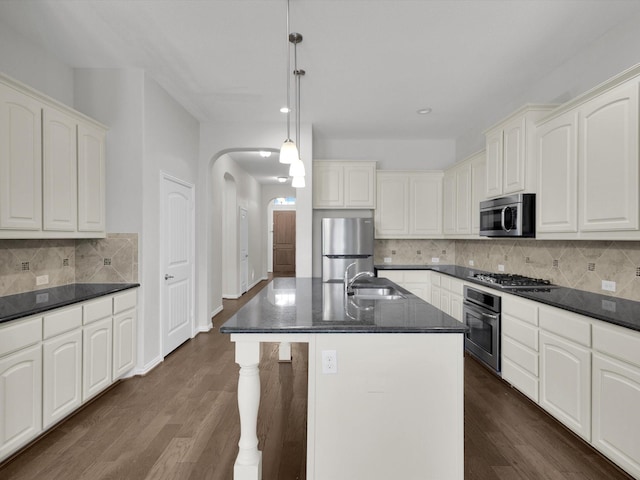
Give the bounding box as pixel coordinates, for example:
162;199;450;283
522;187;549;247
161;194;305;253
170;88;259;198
113;290;138;380
0;73;107;239
485;105;555;198
42;305;83;429
313;161;376;209
43;107;77;232
536;110;578;234
579;80;638;233
0;344;42;460
376;270;431;303
501;294;539;402
591;322;640;479
82;316;113;402
0;81;42;232
77;122;106;232
428;272;463;321
444;151;484;238
539;306;592;441
375;171;442;238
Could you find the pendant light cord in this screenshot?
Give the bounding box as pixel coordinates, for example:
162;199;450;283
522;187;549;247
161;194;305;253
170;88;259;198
285;0;292;140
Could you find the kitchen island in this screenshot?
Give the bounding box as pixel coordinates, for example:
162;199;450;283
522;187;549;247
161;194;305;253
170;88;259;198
220;277;467;480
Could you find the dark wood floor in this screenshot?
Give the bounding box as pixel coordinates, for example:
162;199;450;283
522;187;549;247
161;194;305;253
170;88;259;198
0;278;633;479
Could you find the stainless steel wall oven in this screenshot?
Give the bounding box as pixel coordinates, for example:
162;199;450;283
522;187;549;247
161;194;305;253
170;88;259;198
463;286;501;373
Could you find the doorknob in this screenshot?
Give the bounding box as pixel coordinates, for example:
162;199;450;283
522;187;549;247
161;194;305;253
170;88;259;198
164;274;174;280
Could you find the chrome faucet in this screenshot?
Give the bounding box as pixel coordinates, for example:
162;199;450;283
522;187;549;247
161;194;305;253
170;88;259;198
344;262;374;294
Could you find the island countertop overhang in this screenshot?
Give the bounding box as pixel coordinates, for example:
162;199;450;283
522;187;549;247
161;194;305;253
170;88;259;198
219;277;467;334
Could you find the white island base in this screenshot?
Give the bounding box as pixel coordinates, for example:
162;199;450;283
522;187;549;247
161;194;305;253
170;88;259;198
231;332;464;480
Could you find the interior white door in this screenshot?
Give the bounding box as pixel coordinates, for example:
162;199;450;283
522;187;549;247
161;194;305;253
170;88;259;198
239;207;248;294
161;174;194;357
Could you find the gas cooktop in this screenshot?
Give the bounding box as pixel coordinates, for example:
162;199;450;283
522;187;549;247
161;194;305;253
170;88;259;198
469;272;555;290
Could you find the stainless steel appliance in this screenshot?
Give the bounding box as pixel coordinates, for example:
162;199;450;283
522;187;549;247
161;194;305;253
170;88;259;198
463;285;501;373
480;193;535;237
469;272;554;290
322;217;374;282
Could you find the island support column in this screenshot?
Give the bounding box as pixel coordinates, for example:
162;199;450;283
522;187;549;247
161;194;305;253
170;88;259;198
234;340;262;480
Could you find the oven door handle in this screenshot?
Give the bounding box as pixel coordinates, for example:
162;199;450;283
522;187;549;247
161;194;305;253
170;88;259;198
464;301;499;321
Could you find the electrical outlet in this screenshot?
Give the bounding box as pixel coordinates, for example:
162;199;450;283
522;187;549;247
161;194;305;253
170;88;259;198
383;257;392;263
468;260;474;267
431;257;440;263
321;350;337;374
602;280;616;292
498;264;505;272
36;274;49;285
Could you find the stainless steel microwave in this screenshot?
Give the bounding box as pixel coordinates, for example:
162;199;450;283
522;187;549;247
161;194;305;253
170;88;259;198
479;193;535;237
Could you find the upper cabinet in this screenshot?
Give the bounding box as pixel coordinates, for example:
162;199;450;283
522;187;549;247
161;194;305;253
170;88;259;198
443;151;486;237
0;75;107;239
313;160;376;209
536;66;640;240
375;171;443;238
485;105;556;199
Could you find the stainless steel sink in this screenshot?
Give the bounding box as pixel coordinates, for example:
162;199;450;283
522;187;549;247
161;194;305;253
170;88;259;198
351;286;405;300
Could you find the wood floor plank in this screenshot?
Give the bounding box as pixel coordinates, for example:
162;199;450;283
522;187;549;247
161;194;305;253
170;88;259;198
0;276;634;480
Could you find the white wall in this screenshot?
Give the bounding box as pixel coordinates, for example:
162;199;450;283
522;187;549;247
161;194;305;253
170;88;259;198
314;138;456;171
199;122;312;322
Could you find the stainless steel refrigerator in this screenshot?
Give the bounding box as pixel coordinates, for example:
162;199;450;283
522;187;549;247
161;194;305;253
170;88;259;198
321;217;374;282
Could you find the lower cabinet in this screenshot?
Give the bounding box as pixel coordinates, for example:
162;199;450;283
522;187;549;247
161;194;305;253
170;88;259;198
82;317;113;402
113;307;137;380
42;329;82;429
0;344;42;459
539;330;591;441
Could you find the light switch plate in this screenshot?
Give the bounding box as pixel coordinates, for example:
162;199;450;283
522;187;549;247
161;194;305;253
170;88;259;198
383;257;392;263
498;264;505;272
602;280;616;292
36;274;49;285
468;260;474;266
431;257;440;263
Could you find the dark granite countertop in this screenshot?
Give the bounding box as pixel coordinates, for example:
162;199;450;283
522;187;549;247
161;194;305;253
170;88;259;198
220;277;467;334
0;283;140;324
376;264;640;332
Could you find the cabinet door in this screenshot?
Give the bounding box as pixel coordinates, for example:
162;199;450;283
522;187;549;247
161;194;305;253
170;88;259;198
539;331;591;440
42;107;77;232
113;309;137;380
0;83;42;231
502;115;526;194
449;293;463;322
376;174;409;237
537;112;578;233
442;171;456;235
0;344;42;459
592;353;640;479
485;129;503;198
82;317;112;401
77;122;106;233
42;329;82;429
579;81;639;232
470;155;486;234
313;163;344;208
411;174;443;236
430;285;442;310
455;164;471;234
344;164;375;208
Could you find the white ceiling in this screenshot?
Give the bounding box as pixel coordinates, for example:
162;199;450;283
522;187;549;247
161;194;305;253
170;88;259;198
2;0;640;181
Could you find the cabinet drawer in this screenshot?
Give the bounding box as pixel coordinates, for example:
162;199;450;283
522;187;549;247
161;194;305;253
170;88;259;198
449;278;464;296
404;270;429;283
0;316;42;357
502;294;538;325
593;322;640;368
431;273;441;287
83;296;112;325
113;289;136;314
539;306;591;346
378;271;404;283
503;336;538;375
43;305;82;339
503;314;538;350
502;357;539;402
440;275;451;291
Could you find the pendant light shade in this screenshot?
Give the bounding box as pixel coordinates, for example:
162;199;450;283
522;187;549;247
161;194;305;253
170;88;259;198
279;138;298;164
289;158;305;177
292;175;305;188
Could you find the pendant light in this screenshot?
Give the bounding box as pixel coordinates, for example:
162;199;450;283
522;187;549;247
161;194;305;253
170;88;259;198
279;0;298;165
288;31;306;187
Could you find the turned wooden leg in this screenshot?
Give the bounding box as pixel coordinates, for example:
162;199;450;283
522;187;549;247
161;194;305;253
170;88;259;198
234;341;262;480
278;341;292;362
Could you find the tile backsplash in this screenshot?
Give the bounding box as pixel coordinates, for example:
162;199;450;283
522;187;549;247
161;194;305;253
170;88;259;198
375;239;640;302
0;233;138;297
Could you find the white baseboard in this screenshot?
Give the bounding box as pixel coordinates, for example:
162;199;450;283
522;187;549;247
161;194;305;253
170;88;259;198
223;293;241;299
197;322;213;333
134;355;163;376
248;277;268;290
210;304;223;319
